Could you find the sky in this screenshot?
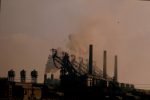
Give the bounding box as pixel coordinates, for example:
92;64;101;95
1;0;150;89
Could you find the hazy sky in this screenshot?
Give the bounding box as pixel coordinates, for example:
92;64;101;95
1;0;150;89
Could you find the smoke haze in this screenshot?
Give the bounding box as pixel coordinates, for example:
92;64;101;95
1;0;150;89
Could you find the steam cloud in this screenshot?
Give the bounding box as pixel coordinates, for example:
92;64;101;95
2;0;150;88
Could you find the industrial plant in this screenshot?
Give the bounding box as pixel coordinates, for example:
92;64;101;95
0;45;150;100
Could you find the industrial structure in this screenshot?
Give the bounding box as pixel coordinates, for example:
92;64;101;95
0;45;150;100
44;44;136;99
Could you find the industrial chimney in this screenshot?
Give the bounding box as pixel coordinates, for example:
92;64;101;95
88;44;93;74
113;55;118;82
103;50;107;79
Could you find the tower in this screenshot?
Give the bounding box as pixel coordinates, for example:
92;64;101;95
103;50;107;79
88;44;93;74
113;55;118;82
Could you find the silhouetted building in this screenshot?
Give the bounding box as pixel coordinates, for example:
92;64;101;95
3;45;150;100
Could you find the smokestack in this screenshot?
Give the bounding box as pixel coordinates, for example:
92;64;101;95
114;55;118;82
103;50;107;79
88;44;93;74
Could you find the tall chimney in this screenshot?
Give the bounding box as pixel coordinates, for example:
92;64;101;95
114;55;118;82
103;50;107;79
89;44;93;74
